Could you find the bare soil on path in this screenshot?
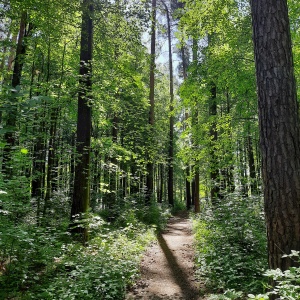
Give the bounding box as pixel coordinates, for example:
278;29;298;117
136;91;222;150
126;212;204;300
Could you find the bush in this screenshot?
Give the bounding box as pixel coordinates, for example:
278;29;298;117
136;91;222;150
0;213;155;299
36;220;154;300
0;224;68;299
248;251;300;300
99;196;171;231
193;194;268;295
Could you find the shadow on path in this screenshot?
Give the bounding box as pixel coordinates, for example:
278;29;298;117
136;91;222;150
126;214;201;300
156;225;199;299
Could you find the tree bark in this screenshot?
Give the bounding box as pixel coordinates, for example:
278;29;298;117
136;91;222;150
248;134;258;195
194;168;200;213
185;169;192;210
250;0;300;271
70;0;93;244
162;0;174;207
145;0;156;204
209;83;220;205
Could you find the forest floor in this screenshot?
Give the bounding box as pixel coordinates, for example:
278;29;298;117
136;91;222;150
126;212;207;300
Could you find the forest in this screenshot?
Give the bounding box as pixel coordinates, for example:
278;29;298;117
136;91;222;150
0;0;300;299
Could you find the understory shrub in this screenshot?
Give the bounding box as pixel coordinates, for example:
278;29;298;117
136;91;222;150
99;197;171;231
193;194;268;295
249;251;300;300
0;212;155;299
172;198;187;214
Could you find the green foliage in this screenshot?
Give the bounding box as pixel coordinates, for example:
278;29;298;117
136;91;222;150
99;197;171;231
0;214;155;299
248;251;300;300
137;202;171;230
172;198;187;214
193;194;267;294
0;223;68;299
208;289;243;300
0;148;32;222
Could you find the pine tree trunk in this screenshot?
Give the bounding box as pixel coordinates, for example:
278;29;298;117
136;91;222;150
251;0;300;271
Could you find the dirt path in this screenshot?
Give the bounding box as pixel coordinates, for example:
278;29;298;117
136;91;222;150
126;213;203;300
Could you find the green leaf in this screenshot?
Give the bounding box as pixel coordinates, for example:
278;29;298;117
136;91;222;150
20;148;29;154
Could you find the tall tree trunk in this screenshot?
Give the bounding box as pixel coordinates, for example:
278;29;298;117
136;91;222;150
224;90;235;193
108;114;118;214
251;0;300;271
69;133;76;199
145;0;156;204
194;168;200;213
162;0;174;207
185;169;192;210
70;0;93;244
209;83;220;205
2;12;27;176
43;107;59;221
31;132;46;225
248;134;257;195
38;41;62;222
191;37;199;211
181;44;192;210
159;164;164;203
130;163;139;195
240;141;249;197
43;35;59;221
31;56;46;225
156;164;162;203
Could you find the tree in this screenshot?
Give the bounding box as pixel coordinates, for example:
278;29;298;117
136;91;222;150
70;0;93;243
250;0;300;271
181;45;192;210
2;11;33;176
161;0;174;207
145;0;156;204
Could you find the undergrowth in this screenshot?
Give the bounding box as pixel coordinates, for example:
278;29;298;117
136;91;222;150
0;200;169;299
192;194;268;298
249;251;300;300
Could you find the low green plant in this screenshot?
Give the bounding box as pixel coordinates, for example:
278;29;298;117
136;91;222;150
193;194;267;294
172;198;187;214
0;223;68;299
35;219;154;299
248;251;300;300
137;201;171;230
0;180;167;299
98;196;171;231
208;289;243;300
0;211;155;299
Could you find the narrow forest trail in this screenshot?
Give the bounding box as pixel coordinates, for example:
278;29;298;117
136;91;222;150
126;213;204;300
